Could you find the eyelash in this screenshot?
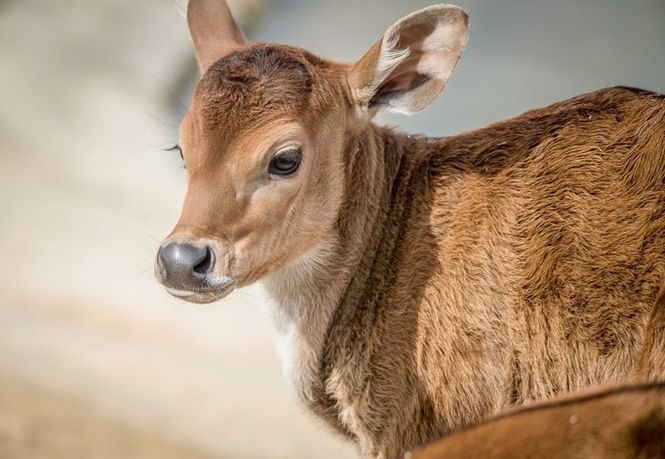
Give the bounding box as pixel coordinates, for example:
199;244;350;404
166;144;183;159
165;144;186;170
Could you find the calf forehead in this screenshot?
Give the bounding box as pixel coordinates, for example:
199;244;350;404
193;45;315;135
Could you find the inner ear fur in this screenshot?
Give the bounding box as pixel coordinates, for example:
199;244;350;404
348;4;469;115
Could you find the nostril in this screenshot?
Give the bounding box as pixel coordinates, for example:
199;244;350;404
193;246;215;276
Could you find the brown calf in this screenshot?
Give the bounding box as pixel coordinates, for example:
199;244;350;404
154;1;665;457
410;382;665;459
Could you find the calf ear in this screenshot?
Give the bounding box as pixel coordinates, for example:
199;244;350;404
348;5;468;116
187;0;247;72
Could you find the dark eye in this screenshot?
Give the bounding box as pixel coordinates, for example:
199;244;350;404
269;148;302;177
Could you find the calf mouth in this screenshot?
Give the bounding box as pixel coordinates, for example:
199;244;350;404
163;277;236;304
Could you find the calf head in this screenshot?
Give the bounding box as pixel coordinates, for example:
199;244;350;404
155;0;468;303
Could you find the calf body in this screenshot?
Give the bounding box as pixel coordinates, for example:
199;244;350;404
266;87;665;457
155;2;665;457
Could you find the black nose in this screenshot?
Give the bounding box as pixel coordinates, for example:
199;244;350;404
157;243;215;287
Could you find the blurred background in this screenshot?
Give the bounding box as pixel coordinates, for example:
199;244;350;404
0;0;663;457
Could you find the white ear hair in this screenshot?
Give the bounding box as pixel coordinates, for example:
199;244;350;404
373;27;411;89
349;4;469;116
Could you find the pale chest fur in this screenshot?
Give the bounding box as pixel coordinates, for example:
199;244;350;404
262;241;345;402
263;241;385;455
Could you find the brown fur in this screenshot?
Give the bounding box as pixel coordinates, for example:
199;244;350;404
299;86;665;458
411;381;665;459
157;3;665;458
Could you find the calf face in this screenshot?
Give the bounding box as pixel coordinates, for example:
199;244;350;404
155;0;468;303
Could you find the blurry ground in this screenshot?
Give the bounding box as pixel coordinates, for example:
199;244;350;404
0;0;663;458
0;378;214;459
